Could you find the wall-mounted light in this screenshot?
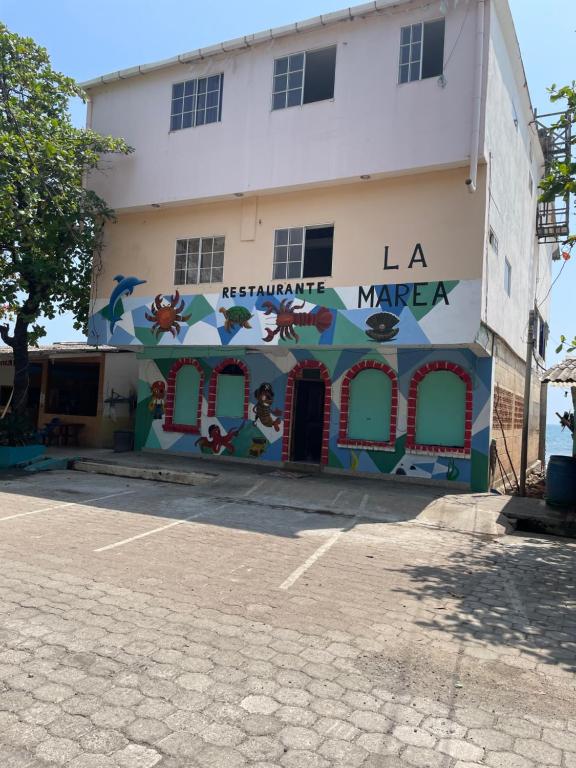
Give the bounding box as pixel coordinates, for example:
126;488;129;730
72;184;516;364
151;203;161;208
360;175;371;180
234;192;244;198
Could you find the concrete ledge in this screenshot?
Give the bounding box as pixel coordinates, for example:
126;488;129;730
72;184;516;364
73;461;217;486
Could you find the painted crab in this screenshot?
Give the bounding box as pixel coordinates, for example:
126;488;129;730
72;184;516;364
219;305;253;332
365;312;400;342
145;291;191;337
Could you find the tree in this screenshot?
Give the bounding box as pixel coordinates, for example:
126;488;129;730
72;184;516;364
0;24;131;422
538;82;575;353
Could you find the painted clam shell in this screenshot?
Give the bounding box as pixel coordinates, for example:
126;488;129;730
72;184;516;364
365;312;400;342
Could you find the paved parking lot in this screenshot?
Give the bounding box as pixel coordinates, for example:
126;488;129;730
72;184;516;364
0;469;575;768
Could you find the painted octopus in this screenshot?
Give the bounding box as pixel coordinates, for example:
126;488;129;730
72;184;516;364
196;424;238;454
253;383;282;432
262;299;332;343
145;291;191;337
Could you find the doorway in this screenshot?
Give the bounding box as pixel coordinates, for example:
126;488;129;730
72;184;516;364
290;379;326;463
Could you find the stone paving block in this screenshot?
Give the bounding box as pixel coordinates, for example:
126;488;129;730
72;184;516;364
114;743;163;767
437;738;484;762
514;737;562;765
484;751;535;768
35;735;81;764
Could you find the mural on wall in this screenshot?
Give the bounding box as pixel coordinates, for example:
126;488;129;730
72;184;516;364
219;306;253;332
148;380;165;419
107;275;147;332
365;312;400;342
196;424;239;454
135;347;493;490
145;291;191;338
253;383;282;432
262;300;333;343
89;279;482;348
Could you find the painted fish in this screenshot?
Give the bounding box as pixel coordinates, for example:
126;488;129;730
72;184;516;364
108;275;147;332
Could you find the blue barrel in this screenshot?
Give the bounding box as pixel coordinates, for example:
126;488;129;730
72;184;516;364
546;455;576;507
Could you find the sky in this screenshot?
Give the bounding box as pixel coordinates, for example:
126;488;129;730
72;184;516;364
1;0;574;421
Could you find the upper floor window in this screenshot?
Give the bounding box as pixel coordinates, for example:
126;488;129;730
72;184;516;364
273;225;333;279
399;19;445;84
170;74;223;131
174;237;225;285
272;46;336;110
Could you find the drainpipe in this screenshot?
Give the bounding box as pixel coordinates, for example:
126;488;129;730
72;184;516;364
465;0;486;193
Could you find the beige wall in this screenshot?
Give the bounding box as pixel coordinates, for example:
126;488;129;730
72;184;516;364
94;168;486;301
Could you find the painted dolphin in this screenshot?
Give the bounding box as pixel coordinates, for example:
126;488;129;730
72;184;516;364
108;274;147;332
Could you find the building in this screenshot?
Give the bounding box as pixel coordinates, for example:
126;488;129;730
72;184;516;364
84;0;554;490
0;343;138;448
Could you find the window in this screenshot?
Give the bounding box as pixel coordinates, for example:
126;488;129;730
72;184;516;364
504;258;512;296
170;74;223;131
208;359;249;419
489;227;499;254
272;46;336;110
399;19;445;84
45;362;100;417
273;225;333;279
406;362;472;455
338;362;398;449
536;312;548;359
163;359;204;434
174;237;225;285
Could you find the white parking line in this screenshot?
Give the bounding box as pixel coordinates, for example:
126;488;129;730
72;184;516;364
0;490;135;523
279;520;356;590
94;501;231;552
243;479;265;497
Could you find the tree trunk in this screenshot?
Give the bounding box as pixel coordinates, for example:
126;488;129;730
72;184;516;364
0;315;31;420
10;317;30;419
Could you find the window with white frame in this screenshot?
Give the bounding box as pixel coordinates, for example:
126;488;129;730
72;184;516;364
398;19;445;84
504;258;512;296
170;74;223;131
272;46;336;110
174;237;225;285
273;226;333;279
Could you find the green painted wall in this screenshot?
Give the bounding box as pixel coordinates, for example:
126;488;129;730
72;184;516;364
174;365;200;425
216;375;244;418
415;371;466;446
348;369;391;441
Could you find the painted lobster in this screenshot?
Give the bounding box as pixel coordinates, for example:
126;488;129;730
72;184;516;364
262;299;332;342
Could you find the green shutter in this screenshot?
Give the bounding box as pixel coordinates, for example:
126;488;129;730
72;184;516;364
415;371;466;446
174;365;200;425
348;369;391;442
216;374;245;418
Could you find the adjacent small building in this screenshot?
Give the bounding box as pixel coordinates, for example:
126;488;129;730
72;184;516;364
0;343;138;448
83;0;555;490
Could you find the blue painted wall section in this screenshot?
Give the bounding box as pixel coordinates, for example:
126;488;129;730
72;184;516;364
136;347;493;490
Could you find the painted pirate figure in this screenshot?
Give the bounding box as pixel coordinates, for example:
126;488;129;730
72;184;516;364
253;383;282;432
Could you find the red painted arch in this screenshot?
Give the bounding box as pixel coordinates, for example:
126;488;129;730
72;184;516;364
281;360;332;465
163;358;204;434
207;358;250;419
338;360;398;450
406;361;473;455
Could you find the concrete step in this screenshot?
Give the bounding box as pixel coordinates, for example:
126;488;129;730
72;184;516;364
72;460;216;486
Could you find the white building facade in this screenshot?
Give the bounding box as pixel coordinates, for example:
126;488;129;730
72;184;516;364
85;0;551;490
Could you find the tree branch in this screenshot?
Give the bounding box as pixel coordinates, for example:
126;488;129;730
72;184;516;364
0;324;14;347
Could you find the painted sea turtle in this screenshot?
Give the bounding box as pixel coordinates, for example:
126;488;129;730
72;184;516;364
365;311;400;342
219;305;253;332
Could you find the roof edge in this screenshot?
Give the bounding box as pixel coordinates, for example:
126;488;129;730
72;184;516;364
80;0;410;90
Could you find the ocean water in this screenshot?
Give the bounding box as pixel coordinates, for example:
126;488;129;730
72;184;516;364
546;423;574;463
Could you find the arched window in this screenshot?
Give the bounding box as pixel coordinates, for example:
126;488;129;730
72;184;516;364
406;362;472;455
163;359;204;434
338;361;397;449
207;359;249;419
